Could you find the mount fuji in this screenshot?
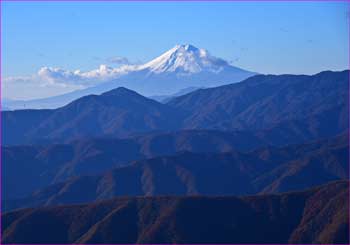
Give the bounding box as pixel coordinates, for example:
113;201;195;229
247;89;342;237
137;44;250;75
4;44;255;110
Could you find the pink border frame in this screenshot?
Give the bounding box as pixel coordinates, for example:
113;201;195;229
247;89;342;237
0;0;349;245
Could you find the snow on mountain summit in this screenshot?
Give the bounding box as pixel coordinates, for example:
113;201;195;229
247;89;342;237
139;44;230;74
35;44;245;85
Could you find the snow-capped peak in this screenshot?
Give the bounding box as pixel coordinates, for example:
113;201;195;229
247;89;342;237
138;44;229;74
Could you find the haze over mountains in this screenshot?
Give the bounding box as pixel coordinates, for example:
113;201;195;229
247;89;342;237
3;44;255;110
2;68;349;243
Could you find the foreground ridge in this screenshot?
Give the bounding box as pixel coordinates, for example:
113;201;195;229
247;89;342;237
2;181;349;244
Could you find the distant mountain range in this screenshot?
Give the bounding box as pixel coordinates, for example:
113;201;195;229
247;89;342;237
149;86;202;102
2;129;267;200
3;88;185;145
2;180;348;244
3;44;255;110
3;132;348;211
169;70;349;131
3;70;348;145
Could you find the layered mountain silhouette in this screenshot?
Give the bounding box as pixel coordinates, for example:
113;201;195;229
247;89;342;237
169;70;349;132
2;129;267;199
2;181;348;244
3;70;349;146
4;132;348;211
3;87;185;145
2;69;349;244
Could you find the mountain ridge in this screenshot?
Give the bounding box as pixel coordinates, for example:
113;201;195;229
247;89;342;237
1;129;269;200
3;132;347;211
3;87;185;145
3;70;348;146
167;69;349;132
2;180;348;244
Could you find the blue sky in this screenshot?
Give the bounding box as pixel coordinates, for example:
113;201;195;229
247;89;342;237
2;1;349;99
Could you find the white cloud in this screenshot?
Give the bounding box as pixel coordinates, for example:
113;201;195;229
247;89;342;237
37;67;82;84
38;64;139;84
3;62;139;100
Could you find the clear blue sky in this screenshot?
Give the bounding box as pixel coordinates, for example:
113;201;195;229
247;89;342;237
2;1;349;77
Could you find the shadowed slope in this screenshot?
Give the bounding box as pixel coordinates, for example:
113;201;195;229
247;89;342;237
2;129;267;200
2;87;185;145
168;70;349;139
2;181;348;244
4;133;348;211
